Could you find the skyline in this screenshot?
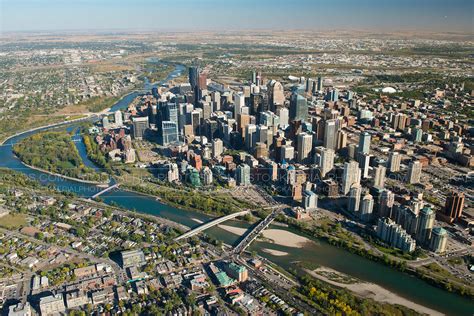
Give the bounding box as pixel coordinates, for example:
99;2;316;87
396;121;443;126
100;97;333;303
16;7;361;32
1;0;473;33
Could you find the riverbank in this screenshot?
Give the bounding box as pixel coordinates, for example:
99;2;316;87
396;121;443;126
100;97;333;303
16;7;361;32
305;267;444;316
217;224;311;249
16;159;109;185
0;115;95;146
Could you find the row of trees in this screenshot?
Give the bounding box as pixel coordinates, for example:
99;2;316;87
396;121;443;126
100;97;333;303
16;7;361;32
296;274;421;316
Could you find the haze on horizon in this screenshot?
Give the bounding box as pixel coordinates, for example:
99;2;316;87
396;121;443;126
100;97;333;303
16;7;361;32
0;0;473;33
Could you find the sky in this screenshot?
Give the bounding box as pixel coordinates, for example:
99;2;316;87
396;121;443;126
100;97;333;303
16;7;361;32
1;0;473;33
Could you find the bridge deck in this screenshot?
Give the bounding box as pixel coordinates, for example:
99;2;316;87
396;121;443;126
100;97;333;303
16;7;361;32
174;210;250;241
233;210;279;254
91;183;119;199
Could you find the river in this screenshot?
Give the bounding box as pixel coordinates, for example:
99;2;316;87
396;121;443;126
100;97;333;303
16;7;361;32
0;63;472;316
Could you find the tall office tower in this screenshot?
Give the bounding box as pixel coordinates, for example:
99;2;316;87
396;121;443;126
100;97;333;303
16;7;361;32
430;227;448;253
235;164;251;186
164;102;178;123
358;132;371;155
416;206;435;245
336;130;347;150
188;66;200;90
178;103;189;134
161;121;179;145
277;107;289;128
211;91;221;111
256;125;269;145
114;110;123;126
190;109;202;136
342;160;361;195
326;88;339;102
319;147;335;178
251;71;257;84
360;193;374;222
204;119;218;141
212;138;224;158
323;119;337;150
347;185;362;213
197;73;207;90
256;71;262;86
260;111;280;133
297;133;313;163
305;78;312;93
199;101;211;120
280;144;295;162
289;92;308;122
234;93;245;118
245;124;257;150
379;189;395;218
131;117;149;140
406;160;422;184
373;165;386;188
358;153;371;179
267;80;285;109
148;104;160;126
316;76;323;92
388;151;402;173
202;167;213;185
442;191;465;223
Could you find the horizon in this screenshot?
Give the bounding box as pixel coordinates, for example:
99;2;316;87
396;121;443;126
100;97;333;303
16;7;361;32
1;0;473;33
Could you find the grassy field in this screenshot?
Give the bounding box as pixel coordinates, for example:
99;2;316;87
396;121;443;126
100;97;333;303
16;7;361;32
0;213;28;229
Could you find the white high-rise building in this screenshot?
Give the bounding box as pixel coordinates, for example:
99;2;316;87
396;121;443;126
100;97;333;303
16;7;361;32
407;160;422;184
303;190;318;211
236;164;251;186
342;160;361;195
114;110;123;126
348;185;362;213
358;153;371;179
388;151;402;173
319;147;335;178
297;133;313;163
166;163;179;182
323;119;337;150
280;144;295;161
234;93;245;118
212;138;224;158
373;165;386;188
202;167;213;185
379;189;395;218
430;227;448;253
245;124;257;150
360;193;374;222
277;107;289;128
358;132;371;155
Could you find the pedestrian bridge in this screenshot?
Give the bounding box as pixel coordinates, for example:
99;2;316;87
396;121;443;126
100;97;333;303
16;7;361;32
174;210;250;241
91;183;120;199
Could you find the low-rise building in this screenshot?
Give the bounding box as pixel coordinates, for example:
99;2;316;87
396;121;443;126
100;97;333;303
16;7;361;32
39;294;66;316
